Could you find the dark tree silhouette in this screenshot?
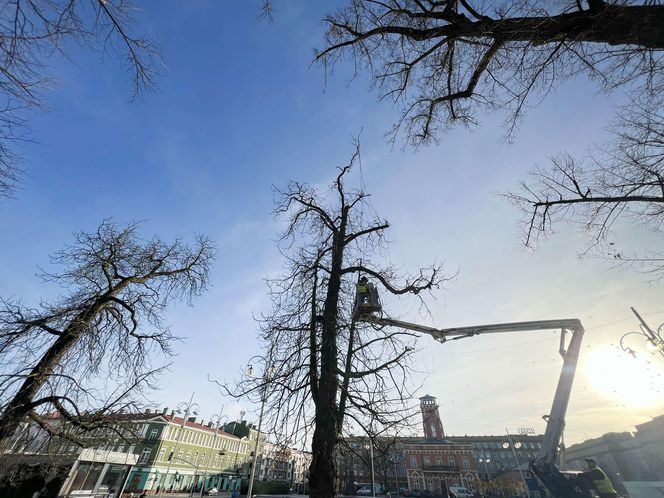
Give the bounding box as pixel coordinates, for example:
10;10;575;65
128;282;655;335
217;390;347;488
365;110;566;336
222;143;448;498
0;220;214;448
316;0;664;145
506;97;664;276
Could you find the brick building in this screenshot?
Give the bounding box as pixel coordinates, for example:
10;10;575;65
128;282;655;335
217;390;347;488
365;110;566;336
337;395;480;496
403;396;479;495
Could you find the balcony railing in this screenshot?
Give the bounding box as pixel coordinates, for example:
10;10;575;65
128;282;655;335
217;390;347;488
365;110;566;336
422;463;458;471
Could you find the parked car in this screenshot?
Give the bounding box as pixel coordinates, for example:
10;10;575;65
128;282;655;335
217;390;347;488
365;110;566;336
449;487;473;498
357;486;373;496
205;488;219;496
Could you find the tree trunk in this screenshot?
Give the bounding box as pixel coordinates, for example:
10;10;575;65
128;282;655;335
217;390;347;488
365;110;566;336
309;219;347;497
0;296;110;447
0;332;78;447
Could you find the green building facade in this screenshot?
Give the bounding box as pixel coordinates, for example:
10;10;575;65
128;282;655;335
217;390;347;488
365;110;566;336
120;411;267;494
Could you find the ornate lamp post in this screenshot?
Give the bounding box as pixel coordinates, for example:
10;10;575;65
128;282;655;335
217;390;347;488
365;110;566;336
245;355;275;498
478;456;491;495
159;392;199;498
364;439;376;498
620;307;664;358
200;407;229;497
502;434;529;498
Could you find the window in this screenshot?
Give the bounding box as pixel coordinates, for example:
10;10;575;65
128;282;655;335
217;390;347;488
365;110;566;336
138;448;152;464
431;424;437;438
410;456;417;467
193;451;199;466
462;456;470;469
148;429;158;441
202;452;207;466
178;449;183;462
448;457;455;466
186;450;192;463
128;445;136;455
436;456;443;466
117;445;125;454
159;448;166;461
424;456;431;465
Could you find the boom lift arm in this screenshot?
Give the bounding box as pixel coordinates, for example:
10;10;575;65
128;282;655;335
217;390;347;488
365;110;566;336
353;281;588;498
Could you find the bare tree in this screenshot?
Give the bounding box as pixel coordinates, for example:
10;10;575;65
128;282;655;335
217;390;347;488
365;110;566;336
0;0;161;197
315;1;663;144
0;220;214;449
221;143;448;498
506;96;664;276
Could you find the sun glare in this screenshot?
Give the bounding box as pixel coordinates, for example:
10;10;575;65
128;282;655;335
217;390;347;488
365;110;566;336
584;346;664;408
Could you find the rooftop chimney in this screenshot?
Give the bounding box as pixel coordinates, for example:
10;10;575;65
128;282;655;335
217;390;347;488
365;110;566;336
187;416;196;424
162;407;168;415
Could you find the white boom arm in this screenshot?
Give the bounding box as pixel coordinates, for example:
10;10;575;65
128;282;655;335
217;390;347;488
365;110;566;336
359;314;585;465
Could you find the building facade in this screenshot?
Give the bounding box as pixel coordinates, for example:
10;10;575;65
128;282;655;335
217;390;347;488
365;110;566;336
123;409;255;493
258;443;311;492
1;408;267;496
337;395;480;496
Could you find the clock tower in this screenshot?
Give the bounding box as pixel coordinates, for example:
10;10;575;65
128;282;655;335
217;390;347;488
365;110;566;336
420;394;445;440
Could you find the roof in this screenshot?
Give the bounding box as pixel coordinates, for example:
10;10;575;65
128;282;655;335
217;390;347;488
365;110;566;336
162;415;238;438
43;412;239;439
446;434;544;442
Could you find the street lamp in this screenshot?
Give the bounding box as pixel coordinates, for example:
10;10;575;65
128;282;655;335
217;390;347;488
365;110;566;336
159;392;199;498
478;457;491;481
364;439;376;498
200;407;229;497
389;454;404;495
620;307;664;358
502;433;529;498
478;455;491;496
245;355;276;498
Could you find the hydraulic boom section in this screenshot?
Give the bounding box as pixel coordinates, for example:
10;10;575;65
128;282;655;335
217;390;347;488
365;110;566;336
353;279;587;498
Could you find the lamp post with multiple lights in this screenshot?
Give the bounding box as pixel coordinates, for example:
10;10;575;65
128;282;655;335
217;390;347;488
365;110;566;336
159;392;199;498
478;453;491;496
620;307;664;358
199;406;229;497
503;433;530;498
245;356;275;498
364;439;376;498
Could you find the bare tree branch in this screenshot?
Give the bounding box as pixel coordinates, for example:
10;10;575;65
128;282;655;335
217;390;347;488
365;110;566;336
219;141;448;498
0;220;214;449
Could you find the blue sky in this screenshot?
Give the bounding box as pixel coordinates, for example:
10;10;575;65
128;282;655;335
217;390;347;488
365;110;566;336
0;1;662;444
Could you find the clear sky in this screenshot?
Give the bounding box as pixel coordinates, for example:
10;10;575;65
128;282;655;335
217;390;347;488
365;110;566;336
0;1;662;446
